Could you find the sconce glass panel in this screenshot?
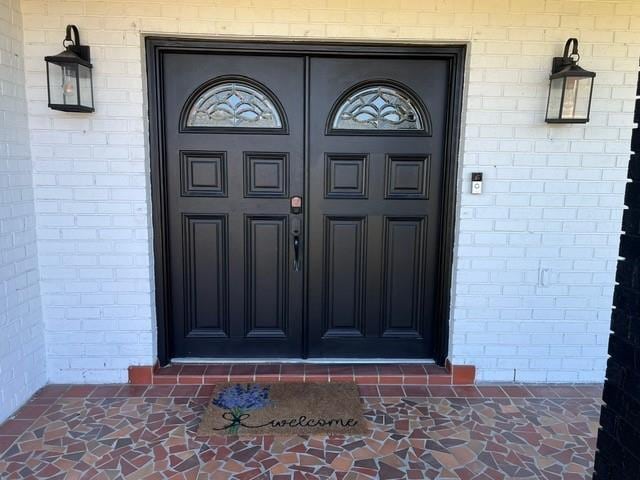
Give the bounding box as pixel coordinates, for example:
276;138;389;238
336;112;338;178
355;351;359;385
546;77;564;122
78;64;94;110
561;76;592;120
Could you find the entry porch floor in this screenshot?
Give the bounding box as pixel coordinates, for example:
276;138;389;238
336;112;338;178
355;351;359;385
0;384;602;480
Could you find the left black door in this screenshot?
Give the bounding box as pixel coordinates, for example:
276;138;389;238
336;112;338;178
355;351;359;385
161;53;304;357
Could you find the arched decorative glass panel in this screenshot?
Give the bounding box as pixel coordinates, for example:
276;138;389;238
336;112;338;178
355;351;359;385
185;80;283;129
331;84;426;132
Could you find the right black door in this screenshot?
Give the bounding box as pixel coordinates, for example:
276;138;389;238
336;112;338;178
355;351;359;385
307;56;450;358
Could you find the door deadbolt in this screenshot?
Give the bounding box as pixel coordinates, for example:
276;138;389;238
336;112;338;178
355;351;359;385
290;196;302;214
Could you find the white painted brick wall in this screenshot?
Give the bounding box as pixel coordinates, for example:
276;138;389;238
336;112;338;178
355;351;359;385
18;0;640;383
0;0;45;421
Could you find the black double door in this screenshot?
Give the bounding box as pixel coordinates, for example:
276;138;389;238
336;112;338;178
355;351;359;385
160;50;450;359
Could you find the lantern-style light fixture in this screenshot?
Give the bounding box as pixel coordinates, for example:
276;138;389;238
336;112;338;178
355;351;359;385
545;38;595;124
44;25;94;113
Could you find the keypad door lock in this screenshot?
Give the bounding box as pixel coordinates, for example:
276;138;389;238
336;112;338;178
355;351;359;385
290;196;302;214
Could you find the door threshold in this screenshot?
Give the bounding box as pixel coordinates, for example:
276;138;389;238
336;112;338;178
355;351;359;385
147;359;458;386
171;357;435;364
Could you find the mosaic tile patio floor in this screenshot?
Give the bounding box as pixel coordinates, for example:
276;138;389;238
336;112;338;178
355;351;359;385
0;384;602;479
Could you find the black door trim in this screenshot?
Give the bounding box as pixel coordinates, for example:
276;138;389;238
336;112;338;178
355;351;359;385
145;37;466;366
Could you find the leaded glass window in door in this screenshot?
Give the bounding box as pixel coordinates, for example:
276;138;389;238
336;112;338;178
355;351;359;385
330;83;427;132
185;79;284;129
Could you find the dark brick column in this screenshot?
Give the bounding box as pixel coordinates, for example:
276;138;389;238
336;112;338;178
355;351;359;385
593;69;640;479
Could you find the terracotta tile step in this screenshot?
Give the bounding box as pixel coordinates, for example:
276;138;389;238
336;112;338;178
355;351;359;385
27;383;603;402
128;362;476;385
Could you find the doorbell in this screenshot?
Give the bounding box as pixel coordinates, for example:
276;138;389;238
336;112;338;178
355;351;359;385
471;172;483;195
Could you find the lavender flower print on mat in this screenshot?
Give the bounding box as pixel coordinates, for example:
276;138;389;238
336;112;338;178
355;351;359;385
212;384;271;433
198;383;368;436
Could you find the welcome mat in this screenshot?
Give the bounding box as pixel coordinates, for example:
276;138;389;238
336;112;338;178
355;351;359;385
197;382;368;436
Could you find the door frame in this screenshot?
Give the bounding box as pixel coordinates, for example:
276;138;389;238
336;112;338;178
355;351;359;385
145;37;466;367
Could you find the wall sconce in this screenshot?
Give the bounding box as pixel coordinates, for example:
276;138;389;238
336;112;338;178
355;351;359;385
545;38;595;124
44;25;94;113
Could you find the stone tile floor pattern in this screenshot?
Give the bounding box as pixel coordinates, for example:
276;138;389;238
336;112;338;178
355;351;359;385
0;384;602;479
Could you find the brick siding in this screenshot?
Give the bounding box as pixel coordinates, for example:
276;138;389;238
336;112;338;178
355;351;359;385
17;0;640;382
0;0;46;421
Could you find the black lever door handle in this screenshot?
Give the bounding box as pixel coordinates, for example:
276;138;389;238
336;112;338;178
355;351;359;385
291;217;301;271
293;235;300;272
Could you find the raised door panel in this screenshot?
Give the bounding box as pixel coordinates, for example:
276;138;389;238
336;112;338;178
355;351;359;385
245;216;288;338
381;217;427;337
180;151;227;197
244;152;289;198
322;216;367;337
385;154;430;199
182;214;229;337
325;154;368;199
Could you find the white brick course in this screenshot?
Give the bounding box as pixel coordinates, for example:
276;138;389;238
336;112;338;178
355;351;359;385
16;0;640;383
0;0;46;421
